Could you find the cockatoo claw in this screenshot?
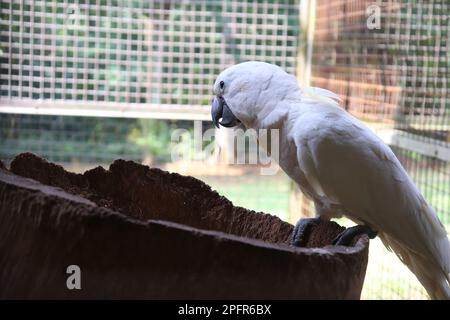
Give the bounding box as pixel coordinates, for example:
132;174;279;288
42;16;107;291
332;225;378;246
291;217;321;247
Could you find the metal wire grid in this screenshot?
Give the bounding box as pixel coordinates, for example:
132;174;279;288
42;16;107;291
0;0;299;109
312;0;449;138
0;0;300;163
311;0;449;299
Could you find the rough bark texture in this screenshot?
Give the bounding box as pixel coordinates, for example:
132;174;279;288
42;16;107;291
0;153;369;299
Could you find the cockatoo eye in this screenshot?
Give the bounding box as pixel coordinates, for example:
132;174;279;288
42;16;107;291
219;81;225;89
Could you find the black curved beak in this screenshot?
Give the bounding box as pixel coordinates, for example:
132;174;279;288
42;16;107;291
211;96;240;128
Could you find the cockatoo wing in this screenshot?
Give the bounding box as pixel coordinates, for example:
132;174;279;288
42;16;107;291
294;104;450;298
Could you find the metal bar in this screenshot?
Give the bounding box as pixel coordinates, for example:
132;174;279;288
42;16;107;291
0;99;210;120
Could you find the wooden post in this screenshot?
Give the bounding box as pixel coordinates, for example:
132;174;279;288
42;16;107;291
289;0;317;223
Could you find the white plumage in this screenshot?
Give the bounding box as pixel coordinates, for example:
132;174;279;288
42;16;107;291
212;61;450;299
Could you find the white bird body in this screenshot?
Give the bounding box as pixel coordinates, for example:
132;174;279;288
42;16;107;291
212;61;450;299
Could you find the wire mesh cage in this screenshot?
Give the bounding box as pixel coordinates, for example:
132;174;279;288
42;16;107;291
0;0;299;107
0;0;449;299
0;0;299;165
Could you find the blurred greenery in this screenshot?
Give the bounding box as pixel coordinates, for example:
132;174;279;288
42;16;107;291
0;114;177;163
127;119;172;162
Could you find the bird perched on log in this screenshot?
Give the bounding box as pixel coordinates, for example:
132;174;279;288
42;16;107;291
211;61;450;300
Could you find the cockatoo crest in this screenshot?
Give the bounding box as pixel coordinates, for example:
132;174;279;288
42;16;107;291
301;86;342;106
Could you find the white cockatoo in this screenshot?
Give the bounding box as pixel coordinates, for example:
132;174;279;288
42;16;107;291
211;61;450;299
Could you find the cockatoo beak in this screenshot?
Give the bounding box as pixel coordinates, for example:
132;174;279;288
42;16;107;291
211;96;240;128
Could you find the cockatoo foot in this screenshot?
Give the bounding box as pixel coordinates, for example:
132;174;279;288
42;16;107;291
291;217;321;247
332;225;377;246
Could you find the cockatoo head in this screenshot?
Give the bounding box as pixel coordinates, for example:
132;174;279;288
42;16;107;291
211;61;299;129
